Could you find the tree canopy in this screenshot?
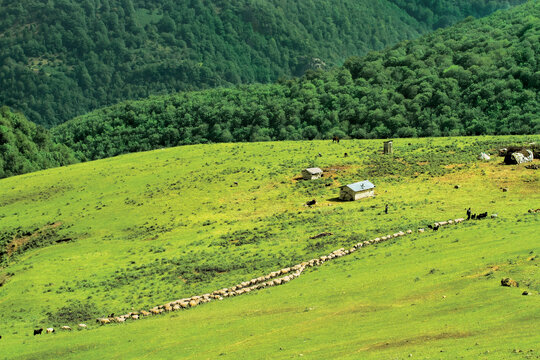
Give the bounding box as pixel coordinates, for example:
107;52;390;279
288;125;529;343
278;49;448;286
0;107;78;179
0;0;525;127
51;1;539;161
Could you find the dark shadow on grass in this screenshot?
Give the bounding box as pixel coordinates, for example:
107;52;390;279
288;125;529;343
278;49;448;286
327;197;348;203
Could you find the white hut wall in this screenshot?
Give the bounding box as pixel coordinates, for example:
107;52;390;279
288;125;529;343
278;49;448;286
353;189;375;200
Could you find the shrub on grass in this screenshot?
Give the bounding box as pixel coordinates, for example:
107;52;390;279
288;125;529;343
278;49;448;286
46;300;99;325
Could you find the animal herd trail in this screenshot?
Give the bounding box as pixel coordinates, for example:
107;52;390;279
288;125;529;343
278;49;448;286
93;218;468;326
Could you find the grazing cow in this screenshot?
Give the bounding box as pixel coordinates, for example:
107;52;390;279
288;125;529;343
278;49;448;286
33;328;43;336
333;136;340;143
46;328;55;334
306;199;316;206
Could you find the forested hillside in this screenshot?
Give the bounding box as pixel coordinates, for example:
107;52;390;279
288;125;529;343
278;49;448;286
0;107;77;179
52;2;540;161
0;0;524;127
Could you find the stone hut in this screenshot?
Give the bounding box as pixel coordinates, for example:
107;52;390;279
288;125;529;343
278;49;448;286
383;141;393;154
302;167;323;180
339;180;375;201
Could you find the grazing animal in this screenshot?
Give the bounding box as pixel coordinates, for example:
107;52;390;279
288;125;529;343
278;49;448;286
61;326;72;331
306;199;316;206
46;328;55;334
33;328;43;336
477;212;488;219
332;136;340;143
78;324;87;329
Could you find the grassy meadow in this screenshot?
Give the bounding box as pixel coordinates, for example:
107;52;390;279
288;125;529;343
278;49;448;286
0;136;539;359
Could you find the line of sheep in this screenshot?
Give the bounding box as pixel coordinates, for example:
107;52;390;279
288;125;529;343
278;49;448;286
35;217;467;334
93;217;467;326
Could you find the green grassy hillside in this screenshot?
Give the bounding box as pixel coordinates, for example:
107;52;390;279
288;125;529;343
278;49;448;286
52;1;540;161
0;0;526;126
0;136;538;358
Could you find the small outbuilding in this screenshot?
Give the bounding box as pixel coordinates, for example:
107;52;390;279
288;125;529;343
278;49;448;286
383;141;393;155
302;167;323;180
339;180;375;201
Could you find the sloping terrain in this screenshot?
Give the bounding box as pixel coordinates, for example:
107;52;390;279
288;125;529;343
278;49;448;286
0;136;538;358
0;0;526;126
52;1;540;161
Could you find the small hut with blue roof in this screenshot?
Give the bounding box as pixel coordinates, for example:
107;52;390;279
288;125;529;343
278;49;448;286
339;180;375;201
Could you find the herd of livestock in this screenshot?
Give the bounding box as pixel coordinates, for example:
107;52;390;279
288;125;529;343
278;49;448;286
33;217;467;335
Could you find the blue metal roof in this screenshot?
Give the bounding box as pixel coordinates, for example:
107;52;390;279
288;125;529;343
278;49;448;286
344;180;375;192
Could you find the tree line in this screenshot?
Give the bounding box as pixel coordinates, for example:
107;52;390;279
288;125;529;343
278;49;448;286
51;1;539;161
0;0;525;127
0;107;77;179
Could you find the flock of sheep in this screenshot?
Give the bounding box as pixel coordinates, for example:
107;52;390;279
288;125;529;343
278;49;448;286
35;217;466;334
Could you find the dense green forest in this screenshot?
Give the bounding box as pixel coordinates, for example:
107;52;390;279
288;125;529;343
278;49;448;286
51;1;540;161
0;107;77;179
0;0;525;127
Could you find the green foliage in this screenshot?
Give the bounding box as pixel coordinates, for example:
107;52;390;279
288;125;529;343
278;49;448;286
0;107;78;178
52;2;540;161
0;224;64;266
46;300;99;326
0;0;525;127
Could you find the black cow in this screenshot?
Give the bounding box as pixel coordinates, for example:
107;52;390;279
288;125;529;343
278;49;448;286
306;199;316;206
332;136;340;143
33;328;43;336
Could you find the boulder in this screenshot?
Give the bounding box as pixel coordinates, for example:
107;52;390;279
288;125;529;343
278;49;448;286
478;152;491;161
501;278;519;287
